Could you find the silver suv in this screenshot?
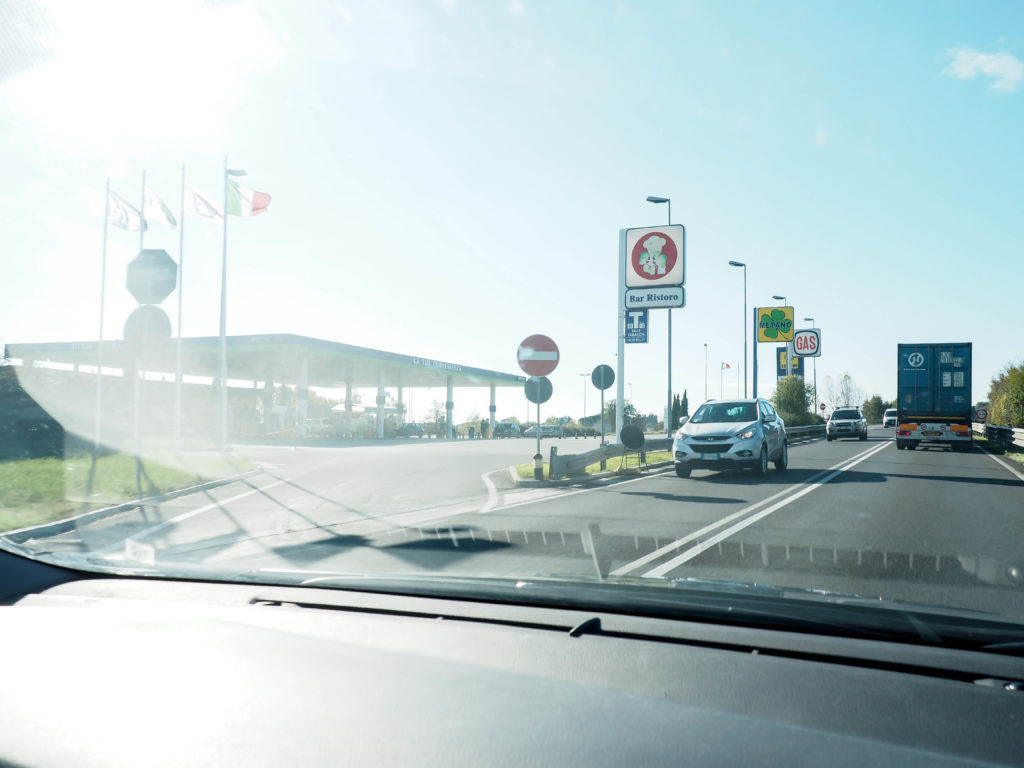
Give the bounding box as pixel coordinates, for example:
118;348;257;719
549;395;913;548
827;408;868;441
673;399;788;479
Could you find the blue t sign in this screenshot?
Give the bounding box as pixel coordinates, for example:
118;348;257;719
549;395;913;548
625;309;649;344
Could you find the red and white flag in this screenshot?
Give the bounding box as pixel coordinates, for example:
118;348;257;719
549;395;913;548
226;177;271;216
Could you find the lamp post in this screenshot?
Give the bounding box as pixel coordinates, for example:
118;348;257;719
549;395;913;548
804;316;817;417
704;343;708;401
772;295;791;377
728;261;747;397
646;195;673;434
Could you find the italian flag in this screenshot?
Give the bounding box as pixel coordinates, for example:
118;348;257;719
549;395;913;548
226;177;272;216
721;362;731;370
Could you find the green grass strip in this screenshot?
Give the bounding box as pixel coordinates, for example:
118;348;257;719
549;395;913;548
0;451;253;533
514;450;672;480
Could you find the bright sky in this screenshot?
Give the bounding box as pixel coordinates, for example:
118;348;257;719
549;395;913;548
2;0;1022;425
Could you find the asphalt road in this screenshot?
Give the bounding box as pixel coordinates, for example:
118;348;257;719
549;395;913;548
25;427;1024;619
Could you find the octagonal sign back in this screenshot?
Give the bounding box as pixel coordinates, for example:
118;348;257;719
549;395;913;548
127;249;177;305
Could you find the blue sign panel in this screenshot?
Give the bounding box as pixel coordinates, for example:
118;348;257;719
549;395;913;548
625;309;649;344
776;346;804;379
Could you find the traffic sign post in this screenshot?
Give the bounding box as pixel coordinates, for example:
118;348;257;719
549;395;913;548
518;335;559;377
591;364;615;450
524;376;553;478
126;249;178;306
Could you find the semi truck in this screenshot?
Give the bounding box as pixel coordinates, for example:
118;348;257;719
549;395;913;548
896;342;972;452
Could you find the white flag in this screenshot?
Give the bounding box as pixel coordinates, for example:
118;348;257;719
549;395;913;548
144;186;177;228
108;190;146;231
184;183;223;223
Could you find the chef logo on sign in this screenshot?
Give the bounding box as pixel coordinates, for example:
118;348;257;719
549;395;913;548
631;233;678;280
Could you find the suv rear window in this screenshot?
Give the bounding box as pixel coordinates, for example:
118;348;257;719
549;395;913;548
832;409;861;420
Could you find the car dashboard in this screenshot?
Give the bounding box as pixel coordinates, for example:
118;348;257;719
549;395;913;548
1;552;1023;767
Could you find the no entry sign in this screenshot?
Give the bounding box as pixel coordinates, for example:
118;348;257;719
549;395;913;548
518;334;559;376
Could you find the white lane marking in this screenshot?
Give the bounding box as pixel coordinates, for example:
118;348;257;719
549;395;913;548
480;470;501;513
977;444;1024;484
130;476;292;542
641;440;891;578
497;468;672;513
127;454;346;543
611;440;890;577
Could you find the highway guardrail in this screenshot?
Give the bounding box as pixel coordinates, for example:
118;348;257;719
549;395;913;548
548;437;673;480
786;424;825;442
973;423;1024;450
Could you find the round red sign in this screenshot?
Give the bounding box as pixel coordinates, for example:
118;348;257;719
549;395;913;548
518;334;559;377
630;232;678;281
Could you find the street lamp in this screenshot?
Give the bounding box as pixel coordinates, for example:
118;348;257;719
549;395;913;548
773;295;790;376
646;195;675;434
728;261;747;397
804;316;817;417
646;195;673;434
704;343;708;401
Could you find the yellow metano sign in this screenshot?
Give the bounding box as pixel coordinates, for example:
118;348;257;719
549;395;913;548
756;305;795;342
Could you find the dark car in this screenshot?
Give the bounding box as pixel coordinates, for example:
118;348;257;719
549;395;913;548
492;422;521;438
395;423;424;437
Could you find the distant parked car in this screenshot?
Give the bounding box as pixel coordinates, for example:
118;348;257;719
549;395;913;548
303;418;328;437
882;409;898;429
395;423;424;437
540;424;564;438
492;422;521;438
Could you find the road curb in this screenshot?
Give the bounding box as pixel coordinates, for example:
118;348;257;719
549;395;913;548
512;460;674;488
4;469;262;544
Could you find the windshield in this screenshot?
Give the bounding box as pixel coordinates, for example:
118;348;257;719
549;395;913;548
2;0;1024;641
690;402;759;424
832;410;862;420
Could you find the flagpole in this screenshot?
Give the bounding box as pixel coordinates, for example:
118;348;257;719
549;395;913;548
94;179;110;452
133;171;146;479
720;364;723;399
139;171;146;251
175;163;186;455
219;155;229;453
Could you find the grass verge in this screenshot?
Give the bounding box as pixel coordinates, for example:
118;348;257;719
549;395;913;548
514;450;672;480
0;451;254;533
975;436;1024;466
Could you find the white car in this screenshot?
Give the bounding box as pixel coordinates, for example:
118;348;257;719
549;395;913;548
883;409;898;429
673;399;788;479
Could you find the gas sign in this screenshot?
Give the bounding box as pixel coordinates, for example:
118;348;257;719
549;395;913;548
793;328;821;357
